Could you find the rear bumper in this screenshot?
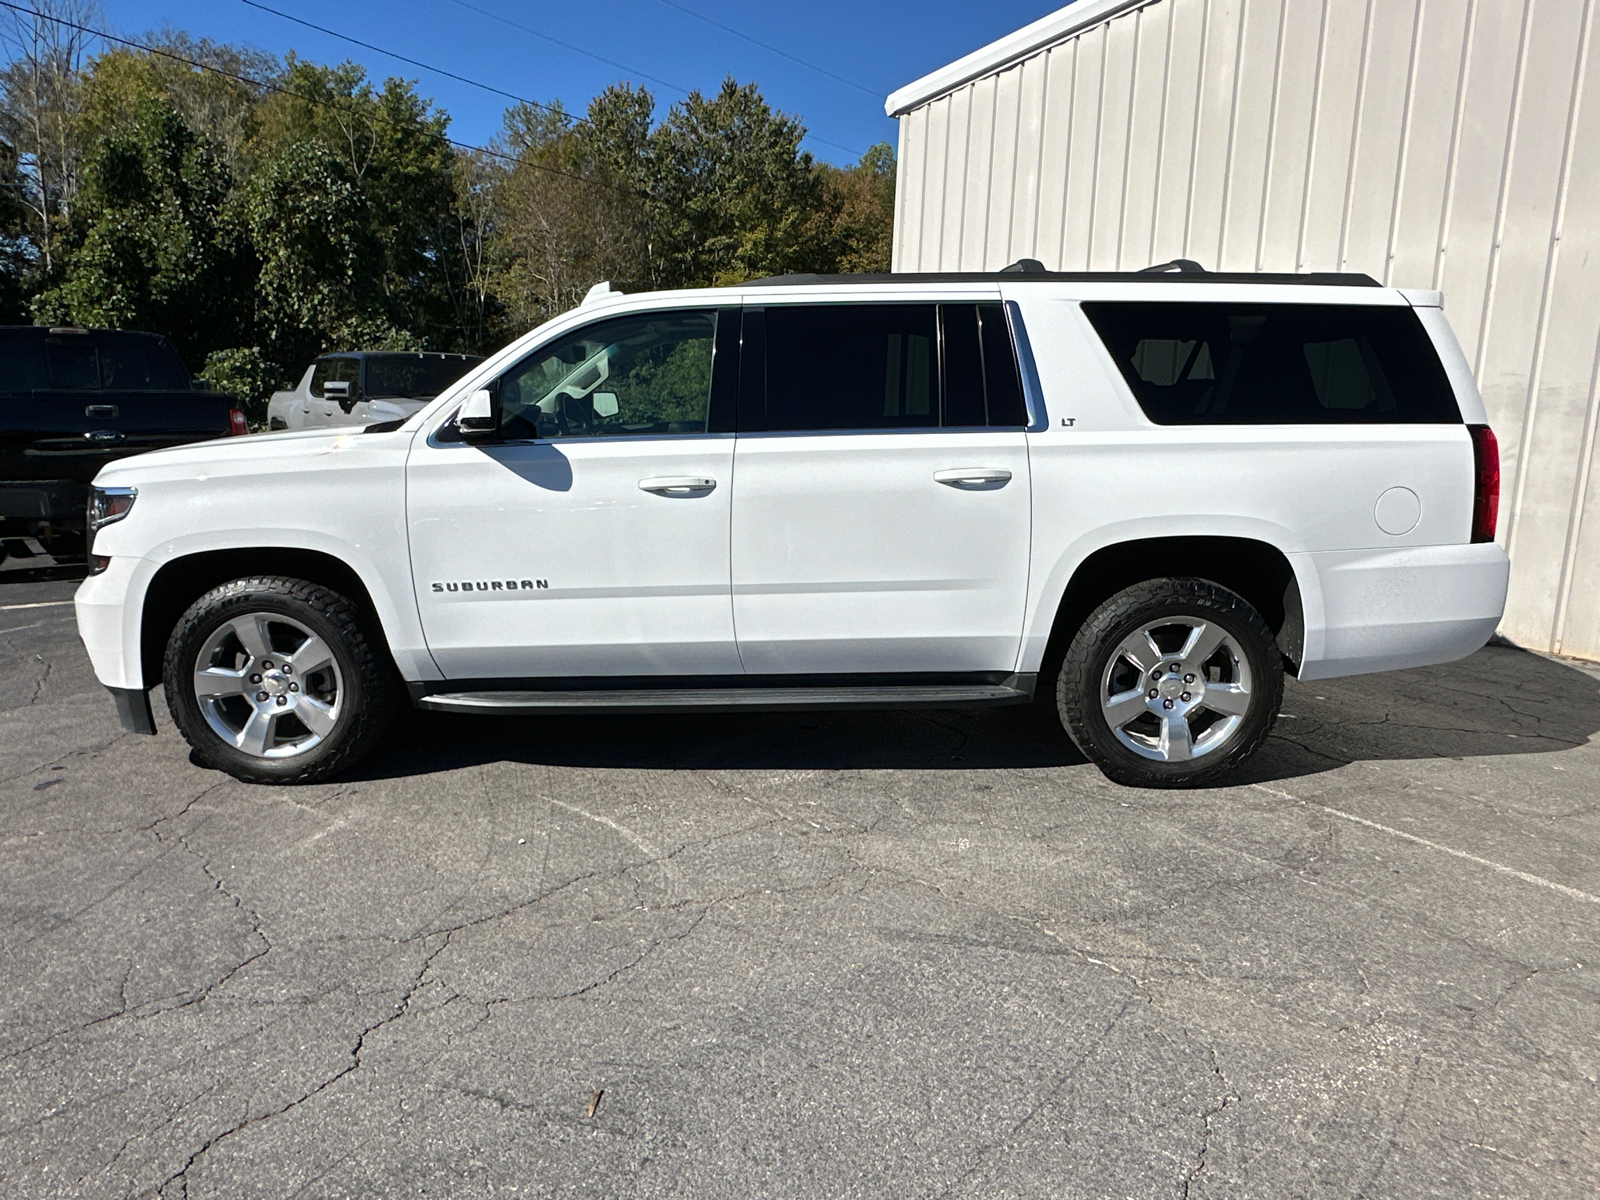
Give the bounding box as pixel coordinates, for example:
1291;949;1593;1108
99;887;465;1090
0;479;87;524
1294;542;1510;680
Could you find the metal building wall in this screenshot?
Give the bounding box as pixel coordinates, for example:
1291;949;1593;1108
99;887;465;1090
892;0;1600;661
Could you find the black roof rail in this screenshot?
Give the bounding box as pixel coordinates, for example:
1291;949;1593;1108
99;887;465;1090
740;269;1382;287
1140;258;1207;274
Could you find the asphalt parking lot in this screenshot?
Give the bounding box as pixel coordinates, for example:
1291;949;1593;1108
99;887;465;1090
2;575;1598;1199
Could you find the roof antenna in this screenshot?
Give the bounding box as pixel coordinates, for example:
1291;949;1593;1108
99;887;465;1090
1140;259;1207;274
999;258;1049;274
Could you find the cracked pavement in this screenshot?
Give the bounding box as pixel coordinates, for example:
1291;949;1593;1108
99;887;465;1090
2;576;1599;1198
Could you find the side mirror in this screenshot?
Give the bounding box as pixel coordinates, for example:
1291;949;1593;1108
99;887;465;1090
323;380;351;406
592;391;619;418
457;388;497;442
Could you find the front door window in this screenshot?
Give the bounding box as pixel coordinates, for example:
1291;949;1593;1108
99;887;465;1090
495;311;717;440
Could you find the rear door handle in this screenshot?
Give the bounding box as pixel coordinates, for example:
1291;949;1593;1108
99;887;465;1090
934;468;1012;487
639;476;717;495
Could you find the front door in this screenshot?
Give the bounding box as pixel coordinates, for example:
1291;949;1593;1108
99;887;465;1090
407;306;742;679
731;302;1033;676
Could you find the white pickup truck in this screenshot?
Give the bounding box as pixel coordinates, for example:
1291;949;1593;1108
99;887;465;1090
265;351;483;431
74;266;1508;788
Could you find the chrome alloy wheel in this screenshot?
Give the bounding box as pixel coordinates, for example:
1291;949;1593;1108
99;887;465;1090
191;612;343;759
1099;617;1254;763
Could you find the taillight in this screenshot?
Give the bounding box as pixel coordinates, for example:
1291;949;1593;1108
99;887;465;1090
228;408;248;436
1468;424;1499;543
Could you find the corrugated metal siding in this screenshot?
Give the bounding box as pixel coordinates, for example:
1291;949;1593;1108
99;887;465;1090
893;0;1600;661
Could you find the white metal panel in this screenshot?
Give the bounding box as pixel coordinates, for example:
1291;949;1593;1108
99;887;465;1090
1185;0;1245;269
1216;0;1284;270
1435;0;1531;372
939;88;973;271
1009;53;1051;263
1120;1;1172;269
1149;0;1206;264
984;65;1024;268
1090;12;1140;268
1256;0;1325;270
1385;0;1473;289
1341;0;1422;279
1298;0;1368;271
959;76;998;268
1063;26;1108;270
1035;42;1077;269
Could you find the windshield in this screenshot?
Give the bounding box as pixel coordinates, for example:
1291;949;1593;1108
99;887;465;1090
364;355;482;399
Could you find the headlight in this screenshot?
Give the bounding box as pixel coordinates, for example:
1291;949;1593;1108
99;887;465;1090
86;485;137;569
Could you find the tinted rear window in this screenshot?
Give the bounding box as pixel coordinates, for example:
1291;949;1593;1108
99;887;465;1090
99;339;190;390
1081;302;1460;424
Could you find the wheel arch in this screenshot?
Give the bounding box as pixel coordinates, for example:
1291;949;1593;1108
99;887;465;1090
140;548;393;691
1036;535;1306;679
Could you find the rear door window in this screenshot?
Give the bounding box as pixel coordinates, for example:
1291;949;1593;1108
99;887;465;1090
1081;302;1460;424
756;303;1027;432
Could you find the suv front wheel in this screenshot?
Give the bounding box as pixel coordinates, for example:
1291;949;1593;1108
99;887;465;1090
1056;578;1283;788
164;576;397;784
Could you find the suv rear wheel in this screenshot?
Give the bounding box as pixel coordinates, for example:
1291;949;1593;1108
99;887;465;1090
163;576;396;784
1056;578;1282;788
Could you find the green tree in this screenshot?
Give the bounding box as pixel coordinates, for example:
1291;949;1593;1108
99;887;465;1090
644;78;824;287
248;59;465;348
816;141;896;274
241;139;413;382
487;94;651;331
32;94;252;368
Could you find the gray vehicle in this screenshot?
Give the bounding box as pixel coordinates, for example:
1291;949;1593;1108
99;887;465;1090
266;351;483;431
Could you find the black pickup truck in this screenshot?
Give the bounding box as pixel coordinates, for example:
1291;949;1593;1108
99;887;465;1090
0;326;244;558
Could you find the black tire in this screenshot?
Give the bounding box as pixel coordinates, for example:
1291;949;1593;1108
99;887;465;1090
163;576;397;784
1055;578;1282;788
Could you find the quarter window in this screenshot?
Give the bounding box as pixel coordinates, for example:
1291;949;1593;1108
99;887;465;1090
494;310;718;440
1082;302;1460;424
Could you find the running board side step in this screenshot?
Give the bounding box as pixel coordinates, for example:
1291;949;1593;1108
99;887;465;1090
418;676;1036;716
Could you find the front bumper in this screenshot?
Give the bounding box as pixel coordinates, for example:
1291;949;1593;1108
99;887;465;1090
73;554;152;691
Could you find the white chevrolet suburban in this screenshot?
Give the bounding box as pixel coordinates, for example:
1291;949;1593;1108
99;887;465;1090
73;264;1509;788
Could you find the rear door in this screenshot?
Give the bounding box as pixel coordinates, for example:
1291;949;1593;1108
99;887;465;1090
730;301;1033;675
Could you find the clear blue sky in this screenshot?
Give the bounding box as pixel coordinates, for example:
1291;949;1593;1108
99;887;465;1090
101;0;1066;164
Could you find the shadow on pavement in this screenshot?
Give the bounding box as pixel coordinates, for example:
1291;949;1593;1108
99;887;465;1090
338;643;1600;784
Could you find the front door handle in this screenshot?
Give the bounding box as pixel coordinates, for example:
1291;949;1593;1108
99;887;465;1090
640;476;717;495
934;468;1012;487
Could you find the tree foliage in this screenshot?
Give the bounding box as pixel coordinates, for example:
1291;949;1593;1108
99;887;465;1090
0;9;898;421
